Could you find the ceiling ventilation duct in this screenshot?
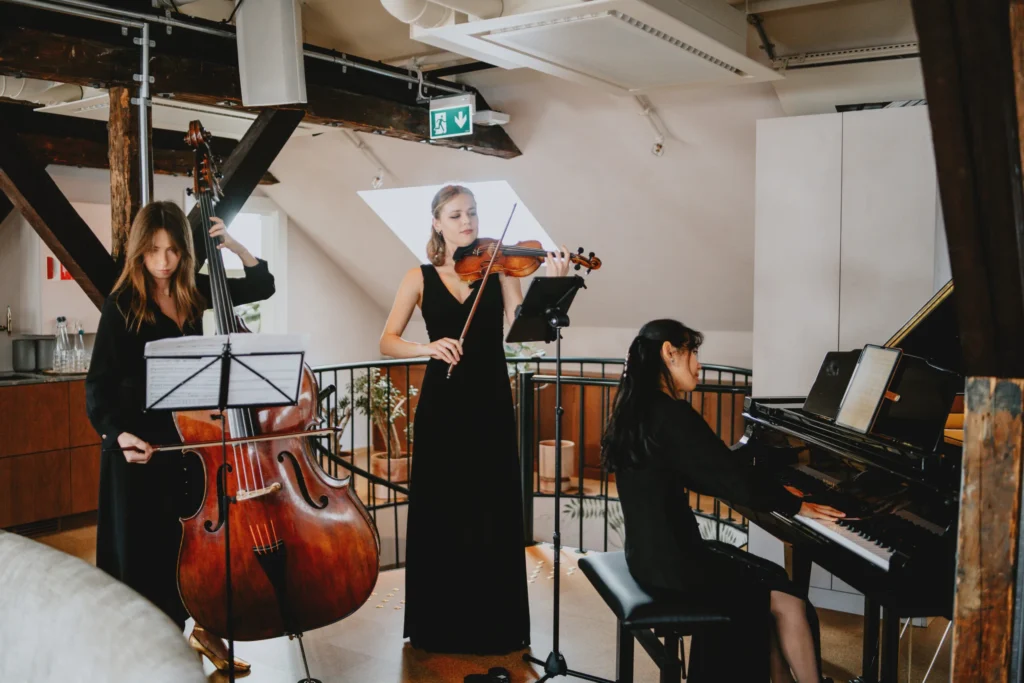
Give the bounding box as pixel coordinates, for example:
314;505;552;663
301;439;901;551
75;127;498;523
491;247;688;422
390;0;781;94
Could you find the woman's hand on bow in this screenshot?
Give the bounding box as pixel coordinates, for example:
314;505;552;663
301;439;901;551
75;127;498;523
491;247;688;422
423;338;463;365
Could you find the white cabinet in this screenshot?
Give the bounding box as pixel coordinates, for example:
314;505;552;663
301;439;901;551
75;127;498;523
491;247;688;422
751;105;946;614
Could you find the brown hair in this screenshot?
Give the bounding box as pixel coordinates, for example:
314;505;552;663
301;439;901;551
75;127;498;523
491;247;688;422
427;184;475;267
112;201;204;332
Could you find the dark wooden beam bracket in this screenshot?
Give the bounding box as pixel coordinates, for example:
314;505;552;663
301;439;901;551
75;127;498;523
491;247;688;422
188;108;305;264
0;110;116;307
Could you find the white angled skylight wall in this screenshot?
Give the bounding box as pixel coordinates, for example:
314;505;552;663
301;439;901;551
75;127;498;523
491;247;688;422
358;180;558;264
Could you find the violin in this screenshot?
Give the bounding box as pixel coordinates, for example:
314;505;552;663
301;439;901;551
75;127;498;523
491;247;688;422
173;121;380;643
453;238;601;282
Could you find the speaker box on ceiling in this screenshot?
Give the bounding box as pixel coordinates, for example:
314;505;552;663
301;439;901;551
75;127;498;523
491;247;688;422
236;0;308;107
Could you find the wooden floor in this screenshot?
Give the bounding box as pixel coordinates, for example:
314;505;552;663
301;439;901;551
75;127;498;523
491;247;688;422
32;525;952;682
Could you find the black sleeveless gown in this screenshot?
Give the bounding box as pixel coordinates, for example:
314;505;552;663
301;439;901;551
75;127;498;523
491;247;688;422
402;265;531;654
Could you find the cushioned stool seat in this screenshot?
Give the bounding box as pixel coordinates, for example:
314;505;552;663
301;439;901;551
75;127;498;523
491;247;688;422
579;552;732;683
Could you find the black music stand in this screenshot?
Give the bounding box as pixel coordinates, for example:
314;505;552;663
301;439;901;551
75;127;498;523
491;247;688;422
144;333;310;683
509;276;608;683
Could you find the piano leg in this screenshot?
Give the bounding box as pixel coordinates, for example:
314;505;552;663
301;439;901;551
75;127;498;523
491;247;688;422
852;598;881;683
879;608;899;682
791;546;812;592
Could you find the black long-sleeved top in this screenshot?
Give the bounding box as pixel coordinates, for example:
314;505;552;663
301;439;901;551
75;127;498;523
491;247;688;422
85;259;276;446
614;391;803;594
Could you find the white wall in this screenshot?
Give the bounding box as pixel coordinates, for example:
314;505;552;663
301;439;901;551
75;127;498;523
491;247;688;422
261;69;787;348
288;221;386;367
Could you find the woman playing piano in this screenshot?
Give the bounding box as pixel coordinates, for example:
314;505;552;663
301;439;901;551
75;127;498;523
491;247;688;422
86;201;275;674
601;319;844;682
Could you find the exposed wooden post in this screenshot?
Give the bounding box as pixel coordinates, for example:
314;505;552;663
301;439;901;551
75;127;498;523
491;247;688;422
187;109;304;264
0;120;115;308
913;0;1024;677
107;86;145;266
954;378;1024;679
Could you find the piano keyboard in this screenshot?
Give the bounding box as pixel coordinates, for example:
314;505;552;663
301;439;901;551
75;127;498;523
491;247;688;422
790;514;893;571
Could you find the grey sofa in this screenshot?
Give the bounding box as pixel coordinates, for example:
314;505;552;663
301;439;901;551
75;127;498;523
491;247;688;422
0;529;205;682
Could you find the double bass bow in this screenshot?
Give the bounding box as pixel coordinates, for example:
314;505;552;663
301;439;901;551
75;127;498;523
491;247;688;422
174;121;380;648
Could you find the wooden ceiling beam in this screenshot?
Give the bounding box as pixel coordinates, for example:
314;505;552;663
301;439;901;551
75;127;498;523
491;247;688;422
0;7;521;158
0;102;278;184
0;110;116;308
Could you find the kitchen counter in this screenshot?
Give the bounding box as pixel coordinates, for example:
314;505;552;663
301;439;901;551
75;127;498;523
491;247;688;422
0;371;89;387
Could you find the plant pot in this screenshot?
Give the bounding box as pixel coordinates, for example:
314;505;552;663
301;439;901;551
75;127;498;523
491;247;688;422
370;451;411;502
538;440;575;493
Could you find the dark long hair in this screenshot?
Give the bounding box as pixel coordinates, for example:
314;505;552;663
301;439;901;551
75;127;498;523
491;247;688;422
600;319;704;472
112;201;204;333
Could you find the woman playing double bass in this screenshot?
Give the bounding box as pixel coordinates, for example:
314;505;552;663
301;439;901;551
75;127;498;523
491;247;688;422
85;200;275;673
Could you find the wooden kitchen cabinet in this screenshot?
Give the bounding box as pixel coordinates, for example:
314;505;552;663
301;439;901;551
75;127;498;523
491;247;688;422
0;449;71;528
0;379;101;529
69;445;102;515
0;382;71;457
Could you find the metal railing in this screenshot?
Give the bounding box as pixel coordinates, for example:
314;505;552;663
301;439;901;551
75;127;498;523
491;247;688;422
310;358;753;568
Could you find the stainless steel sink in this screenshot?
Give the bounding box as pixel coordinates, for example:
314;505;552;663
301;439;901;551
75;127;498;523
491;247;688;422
0;373;40;381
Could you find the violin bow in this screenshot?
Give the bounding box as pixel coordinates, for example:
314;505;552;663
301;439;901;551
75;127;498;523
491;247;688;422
447;202;517;379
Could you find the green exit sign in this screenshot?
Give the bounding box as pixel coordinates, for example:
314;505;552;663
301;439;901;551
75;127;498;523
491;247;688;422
430;104;473;139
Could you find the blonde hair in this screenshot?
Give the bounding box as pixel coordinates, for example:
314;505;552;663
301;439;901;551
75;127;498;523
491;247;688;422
112;201;204;332
427;184;475;267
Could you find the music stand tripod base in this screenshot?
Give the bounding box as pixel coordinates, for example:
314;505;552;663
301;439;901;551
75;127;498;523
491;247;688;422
507;277;613;683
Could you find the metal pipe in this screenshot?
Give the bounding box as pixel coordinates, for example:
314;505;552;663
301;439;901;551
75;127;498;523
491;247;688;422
3;0;142;26
1;0;468;94
138;21;151;206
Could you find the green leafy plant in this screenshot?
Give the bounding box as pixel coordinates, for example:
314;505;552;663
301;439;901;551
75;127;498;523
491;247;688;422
564;498;626;547
235;302;261;333
504;341;546;377
347;368;418;454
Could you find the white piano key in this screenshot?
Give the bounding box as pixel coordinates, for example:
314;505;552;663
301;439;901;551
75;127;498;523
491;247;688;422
793;515;892;571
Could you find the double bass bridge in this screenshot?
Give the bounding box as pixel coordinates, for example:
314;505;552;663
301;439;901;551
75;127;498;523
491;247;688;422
236;482;282;502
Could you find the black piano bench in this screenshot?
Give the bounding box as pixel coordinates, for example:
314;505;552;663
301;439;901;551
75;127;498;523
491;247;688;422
578;552;732;683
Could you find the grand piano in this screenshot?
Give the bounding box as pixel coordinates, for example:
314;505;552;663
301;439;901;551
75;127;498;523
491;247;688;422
733;280;963;683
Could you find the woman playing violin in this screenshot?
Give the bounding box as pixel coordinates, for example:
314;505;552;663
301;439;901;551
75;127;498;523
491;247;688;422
85;200;275;674
380;184;571;654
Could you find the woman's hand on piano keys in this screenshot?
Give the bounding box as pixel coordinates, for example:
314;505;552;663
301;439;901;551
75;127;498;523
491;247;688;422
798;502;846;521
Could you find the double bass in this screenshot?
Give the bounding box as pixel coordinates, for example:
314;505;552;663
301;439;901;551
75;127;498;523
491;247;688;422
174;121;380;643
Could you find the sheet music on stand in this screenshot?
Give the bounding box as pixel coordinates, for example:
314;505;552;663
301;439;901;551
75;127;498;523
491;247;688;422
144;333;308;411
835;344;902;434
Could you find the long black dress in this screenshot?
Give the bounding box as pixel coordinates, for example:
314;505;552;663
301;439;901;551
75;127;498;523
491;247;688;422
85;259;275;630
614;390;823;681
402;265;531;654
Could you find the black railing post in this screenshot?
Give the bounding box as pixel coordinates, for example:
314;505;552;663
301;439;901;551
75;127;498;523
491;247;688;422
519;370;536;545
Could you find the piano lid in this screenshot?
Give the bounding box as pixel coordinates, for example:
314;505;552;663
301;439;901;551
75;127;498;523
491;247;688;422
883;280;963;378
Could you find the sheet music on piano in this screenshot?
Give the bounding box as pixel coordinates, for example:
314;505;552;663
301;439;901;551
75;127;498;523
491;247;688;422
835;345;901;434
144;333;308;411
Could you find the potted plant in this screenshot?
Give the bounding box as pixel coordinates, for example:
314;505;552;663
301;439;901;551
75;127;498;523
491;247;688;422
349;368;418;502
328;395;354;466
505;342;575;492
